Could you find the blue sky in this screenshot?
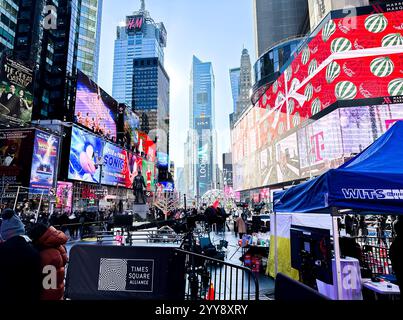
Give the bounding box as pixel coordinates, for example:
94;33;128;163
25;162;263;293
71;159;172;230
98;0;255;169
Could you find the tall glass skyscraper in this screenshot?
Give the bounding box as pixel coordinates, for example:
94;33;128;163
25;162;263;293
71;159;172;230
185;56;217;198
77;0;103;82
229;67;240;113
0;0;18;52
112;2;167;106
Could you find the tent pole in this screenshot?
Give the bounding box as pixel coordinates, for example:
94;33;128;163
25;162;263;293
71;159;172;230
274;209;278;276
331;208;343;300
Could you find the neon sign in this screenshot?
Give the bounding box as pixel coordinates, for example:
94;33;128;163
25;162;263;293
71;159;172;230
127;16;144;31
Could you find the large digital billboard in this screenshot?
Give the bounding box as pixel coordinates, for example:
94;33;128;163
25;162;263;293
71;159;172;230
0;53;34;124
74;70;118;141
68;126;104;184
232;102;403;191
123;107;140;151
138;131;156;162
142;159;156;191
101;141;137;188
0;129;34;186
29;130;60;194
255;6;403;142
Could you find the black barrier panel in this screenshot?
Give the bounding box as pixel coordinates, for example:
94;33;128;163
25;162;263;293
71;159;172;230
65;245;186;300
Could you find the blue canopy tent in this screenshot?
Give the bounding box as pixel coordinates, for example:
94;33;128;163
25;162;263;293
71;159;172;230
272;121;403;299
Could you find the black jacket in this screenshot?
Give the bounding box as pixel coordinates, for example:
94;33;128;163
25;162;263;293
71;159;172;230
0;236;42;301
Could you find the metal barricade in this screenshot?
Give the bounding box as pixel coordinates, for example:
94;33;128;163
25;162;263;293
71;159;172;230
175;248;259;301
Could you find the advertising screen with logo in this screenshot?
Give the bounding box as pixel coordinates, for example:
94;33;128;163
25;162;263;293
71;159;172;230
102;142;137;189
29;130;60;194
0;53;34;124
56;181;73;213
68;126;104;184
0;129;34;186
126;14;144;32
74;70;118;141
123;107;140;150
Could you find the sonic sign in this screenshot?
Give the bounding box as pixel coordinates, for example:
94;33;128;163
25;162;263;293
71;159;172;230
127;15;144;32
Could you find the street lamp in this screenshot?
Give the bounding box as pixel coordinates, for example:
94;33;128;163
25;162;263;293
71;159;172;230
95;155;104;213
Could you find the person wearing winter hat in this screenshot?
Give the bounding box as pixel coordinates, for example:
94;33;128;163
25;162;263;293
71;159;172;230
29;223;68;300
0;208;42;300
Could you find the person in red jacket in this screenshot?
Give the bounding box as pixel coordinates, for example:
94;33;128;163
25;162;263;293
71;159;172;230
29;223;68;300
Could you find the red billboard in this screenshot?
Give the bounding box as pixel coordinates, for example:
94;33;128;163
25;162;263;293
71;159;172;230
256;8;403;142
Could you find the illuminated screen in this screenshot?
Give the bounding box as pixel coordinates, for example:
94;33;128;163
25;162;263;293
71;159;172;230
68;126;104;184
74;70;118;141
142;159;155;191
157;152;169;167
102;141;137;188
56;182;73;213
138;131;156;162
255;7;403;142
29;130;60;194
123;107;139;150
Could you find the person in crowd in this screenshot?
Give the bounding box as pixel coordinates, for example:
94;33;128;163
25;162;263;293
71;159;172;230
390;218;403;294
344;214;354;237
0;208;42;300
29;223;68;300
359;215;368;239
236;213;247;240
377;215;387;246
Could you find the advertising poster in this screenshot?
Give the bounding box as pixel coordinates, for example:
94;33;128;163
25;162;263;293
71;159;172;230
29;130;60;194
157;152;169;168
74;70;118;141
0;129;34;186
56;181;73;213
102;142;137;188
137;131;156;162
68;126;104;184
123;107;140;150
142;159;155;191
0;53;34;124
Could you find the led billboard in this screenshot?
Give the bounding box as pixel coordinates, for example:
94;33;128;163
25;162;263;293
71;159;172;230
74;70;118;141
68;126;104;184
255;7;403;142
0;53;34;124
29;130;60;194
0;129;34;186
102;141;137;188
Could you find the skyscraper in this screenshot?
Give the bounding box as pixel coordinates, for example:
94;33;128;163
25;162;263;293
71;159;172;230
13;0;82;120
112;1;167;106
132;56;169;153
229;67;240;113
0;0;18;52
77;0;103;81
253;0;310;58
236;48;252;118
185;56;217;198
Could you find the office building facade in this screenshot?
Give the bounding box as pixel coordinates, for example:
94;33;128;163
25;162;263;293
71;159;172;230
77;0;103;82
132;56;169;153
0;0;18;52
112;2;167;106
229;67;240;113
253;0;310;58
185;56;217;198
13;0;81;120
